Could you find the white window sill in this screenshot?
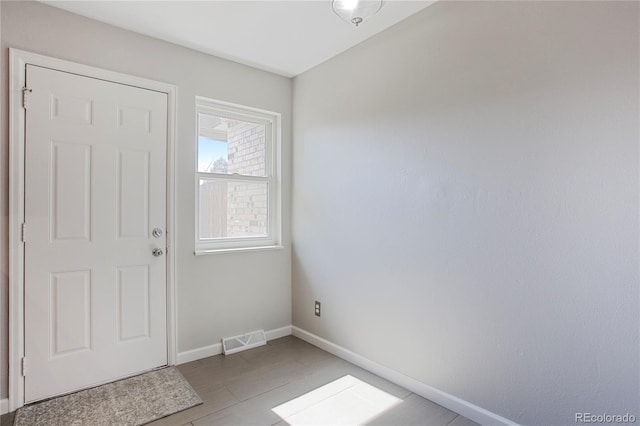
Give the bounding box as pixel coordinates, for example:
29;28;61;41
194;245;284;256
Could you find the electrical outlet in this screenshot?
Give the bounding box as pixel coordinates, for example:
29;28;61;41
315;301;321;317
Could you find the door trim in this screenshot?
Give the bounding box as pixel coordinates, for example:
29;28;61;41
8;48;179;412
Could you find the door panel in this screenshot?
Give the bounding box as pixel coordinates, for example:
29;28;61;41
117;150;151;239
116;265;150;342
51;142;92;241
50;270;92;357
24;65;168;403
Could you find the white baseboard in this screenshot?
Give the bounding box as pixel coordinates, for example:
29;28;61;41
1;398;8;415
265;325;292;341
177;342;223;364
177;325;293;365
292;326;518;426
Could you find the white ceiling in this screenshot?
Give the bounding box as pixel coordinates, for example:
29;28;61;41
41;0;436;77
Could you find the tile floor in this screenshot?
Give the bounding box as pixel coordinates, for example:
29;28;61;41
0;336;478;426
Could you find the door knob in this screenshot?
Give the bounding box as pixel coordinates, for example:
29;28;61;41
152;248;164;257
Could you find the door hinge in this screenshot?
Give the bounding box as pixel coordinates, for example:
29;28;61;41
21;357;27;377
22;87;32;109
21;223;26;243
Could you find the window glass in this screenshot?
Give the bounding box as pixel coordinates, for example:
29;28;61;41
198;136;228;173
195;97;280;253
198;113;266;177
199;179;268;239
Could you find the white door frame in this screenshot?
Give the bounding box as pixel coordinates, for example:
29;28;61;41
8;48;179;412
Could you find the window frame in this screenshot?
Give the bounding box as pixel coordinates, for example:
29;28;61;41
195;96;282;254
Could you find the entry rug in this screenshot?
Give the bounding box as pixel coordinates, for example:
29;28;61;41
14;367;202;426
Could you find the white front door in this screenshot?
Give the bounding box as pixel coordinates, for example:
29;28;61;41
24;65;168;403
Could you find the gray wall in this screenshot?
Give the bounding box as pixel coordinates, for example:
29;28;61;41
292;2;639;425
0;0;292;400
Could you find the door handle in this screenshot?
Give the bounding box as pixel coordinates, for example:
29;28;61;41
152;248;164;257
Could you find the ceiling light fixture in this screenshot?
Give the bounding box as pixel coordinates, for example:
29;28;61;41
331;0;385;27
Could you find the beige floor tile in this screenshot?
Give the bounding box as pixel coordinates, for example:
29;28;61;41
147;387;240;426
367;393;458;426
447;414;481;426
2;336;479;426
0;412;15;426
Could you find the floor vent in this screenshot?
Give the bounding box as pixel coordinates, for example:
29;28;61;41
222;329;267;355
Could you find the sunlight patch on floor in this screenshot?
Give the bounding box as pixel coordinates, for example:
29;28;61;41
272;375;402;425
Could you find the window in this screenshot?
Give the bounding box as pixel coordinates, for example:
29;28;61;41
195;97;281;253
